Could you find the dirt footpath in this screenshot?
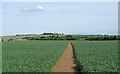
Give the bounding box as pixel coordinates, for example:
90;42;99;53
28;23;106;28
52;42;77;72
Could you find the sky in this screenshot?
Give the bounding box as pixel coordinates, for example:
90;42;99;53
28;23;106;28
2;2;118;36
1;0;119;2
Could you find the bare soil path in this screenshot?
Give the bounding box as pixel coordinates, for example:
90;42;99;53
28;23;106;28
52;42;77;72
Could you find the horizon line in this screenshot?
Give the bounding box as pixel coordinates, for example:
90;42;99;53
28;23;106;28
1;33;118;36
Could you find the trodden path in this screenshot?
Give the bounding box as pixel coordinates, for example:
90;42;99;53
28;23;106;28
52;42;77;72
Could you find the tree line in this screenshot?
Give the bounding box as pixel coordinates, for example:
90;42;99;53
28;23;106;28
22;35;120;41
22;35;78;40
85;35;120;40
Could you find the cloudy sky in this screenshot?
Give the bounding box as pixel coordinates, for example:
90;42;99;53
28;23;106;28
2;2;118;36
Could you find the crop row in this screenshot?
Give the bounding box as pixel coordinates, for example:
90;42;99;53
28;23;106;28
2;41;68;72
72;41;119;72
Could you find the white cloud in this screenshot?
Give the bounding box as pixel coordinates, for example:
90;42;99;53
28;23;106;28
23;5;44;12
36;5;44;10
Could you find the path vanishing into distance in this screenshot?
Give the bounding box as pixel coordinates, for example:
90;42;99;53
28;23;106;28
52;42;78;72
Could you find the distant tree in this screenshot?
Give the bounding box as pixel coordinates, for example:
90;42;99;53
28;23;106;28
66;35;72;38
42;33;54;35
85;35;119;40
56;35;59;38
16;34;20;36
40;36;45;38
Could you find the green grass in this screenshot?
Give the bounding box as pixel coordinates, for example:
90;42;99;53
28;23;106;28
2;40;68;72
2;40;119;72
72;40;119;72
0;41;1;73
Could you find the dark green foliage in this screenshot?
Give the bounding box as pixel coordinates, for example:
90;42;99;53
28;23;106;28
85;35;120;40
22;35;78;40
40;36;45;38
72;41;119;72
16;34;21;36
3;34;120;41
65;35;72;38
9;39;13;41
42;33;54;35
2;41;68;72
42;32;62;35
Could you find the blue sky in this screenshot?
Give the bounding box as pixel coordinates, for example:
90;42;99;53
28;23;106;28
2;2;118;36
1;0;119;2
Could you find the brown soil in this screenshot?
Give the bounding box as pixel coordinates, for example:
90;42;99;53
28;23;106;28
52;42;77;72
